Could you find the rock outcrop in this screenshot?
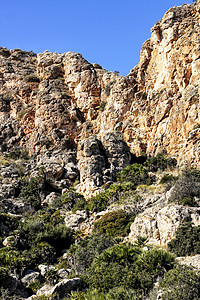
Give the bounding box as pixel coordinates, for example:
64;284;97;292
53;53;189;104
129;204;200;246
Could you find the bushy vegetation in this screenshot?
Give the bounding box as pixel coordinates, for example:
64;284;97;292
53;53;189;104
19;176;44;210
0;212;21;242
116;163;151;185
0;247;27;273
159;173;177;184
0;208;75;276
93;210;135;237
168;222;200;256
68;233;115;274
144;153;176;172
160;265;200;300
54;189;87;213
19;209;74;255
84;244;175;297
19;175;57;210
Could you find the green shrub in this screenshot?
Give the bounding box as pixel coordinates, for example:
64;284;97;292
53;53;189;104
0;247;27;273
19;176;44;210
93;210;135;238
19;175;57;210
116;163;151;186
0;213;21;239
68;233;114;273
144;153;176;172
72;197;88;213
168;168;200;205
168;222;200;256
19;216;74;255
161;265;200;300
23;242;56;268
86;244;175;295
134;248;175;281
180;196;198;206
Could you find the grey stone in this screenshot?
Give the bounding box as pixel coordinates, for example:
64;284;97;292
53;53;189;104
21;270;40;287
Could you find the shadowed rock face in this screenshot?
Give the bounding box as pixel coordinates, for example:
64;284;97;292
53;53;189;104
1;1;200;196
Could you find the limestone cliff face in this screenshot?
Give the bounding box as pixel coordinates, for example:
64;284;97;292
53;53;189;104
1;1;200;196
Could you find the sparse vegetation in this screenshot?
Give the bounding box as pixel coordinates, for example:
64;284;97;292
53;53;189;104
13;49;37;57
17;107;27;120
5;148;29;160
105;80;116;96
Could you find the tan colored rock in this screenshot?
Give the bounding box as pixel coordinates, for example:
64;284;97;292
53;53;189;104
177;255;200;270
129;205;200;246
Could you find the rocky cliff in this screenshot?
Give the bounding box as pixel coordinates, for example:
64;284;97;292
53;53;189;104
1;2;200;197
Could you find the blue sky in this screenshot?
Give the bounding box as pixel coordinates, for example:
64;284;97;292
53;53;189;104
0;0;193;75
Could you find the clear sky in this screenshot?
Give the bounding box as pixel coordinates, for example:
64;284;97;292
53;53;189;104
0;0;194;75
